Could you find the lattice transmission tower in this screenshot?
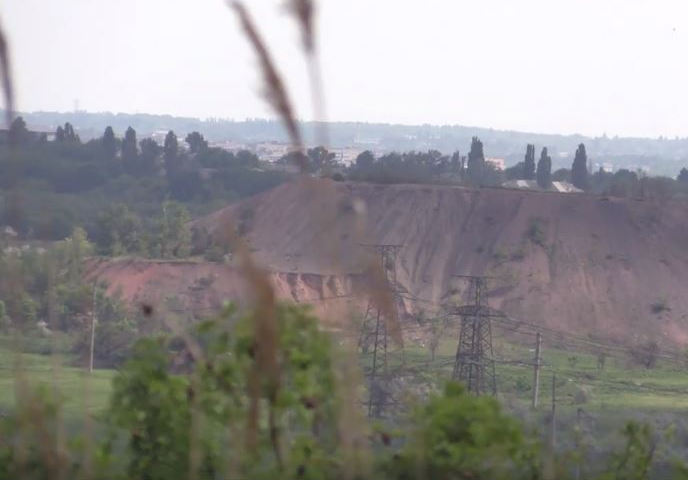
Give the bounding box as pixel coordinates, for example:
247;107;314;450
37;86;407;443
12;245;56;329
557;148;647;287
450;275;498;396
357;243;404;417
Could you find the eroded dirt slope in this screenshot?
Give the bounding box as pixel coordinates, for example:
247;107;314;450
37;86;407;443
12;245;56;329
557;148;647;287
85;257;360;326
191;179;688;343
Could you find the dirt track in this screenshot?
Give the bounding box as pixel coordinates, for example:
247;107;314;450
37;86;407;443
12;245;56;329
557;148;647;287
91;178;688;344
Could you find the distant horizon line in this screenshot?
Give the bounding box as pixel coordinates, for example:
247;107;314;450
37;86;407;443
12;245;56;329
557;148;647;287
4;108;688;142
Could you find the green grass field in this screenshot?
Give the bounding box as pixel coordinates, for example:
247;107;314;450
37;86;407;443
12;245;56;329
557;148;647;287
0;338;115;418
2;327;688;430
361;331;688;414
358;331;688;467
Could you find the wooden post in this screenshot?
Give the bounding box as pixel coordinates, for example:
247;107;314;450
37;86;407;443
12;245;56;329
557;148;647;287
89;283;97;374
532;332;542;408
550;374;557;451
575;408;582;480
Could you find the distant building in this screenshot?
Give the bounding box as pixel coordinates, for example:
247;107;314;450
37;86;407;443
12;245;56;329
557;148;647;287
254;142;290;162
1;226;18;238
485;157;506;171
551;181;583;193
330;147;362;166
353;135;380;146
0;128;54;144
502;179;582;193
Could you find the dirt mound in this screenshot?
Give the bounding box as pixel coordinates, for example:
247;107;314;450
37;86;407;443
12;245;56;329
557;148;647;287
84;257;360;326
191;178;688;344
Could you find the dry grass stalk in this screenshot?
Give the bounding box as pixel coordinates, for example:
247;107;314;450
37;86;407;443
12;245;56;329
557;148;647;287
227;0;391;468
0;20;13;126
286;0;314;54
364;257;403;345
229;1;307;173
220;219;282;461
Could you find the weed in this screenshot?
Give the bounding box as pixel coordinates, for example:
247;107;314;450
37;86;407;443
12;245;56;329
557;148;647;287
525;217;547;247
650;299;671;314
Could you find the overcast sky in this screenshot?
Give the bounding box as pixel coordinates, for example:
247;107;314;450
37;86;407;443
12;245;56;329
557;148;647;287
4;0;688;138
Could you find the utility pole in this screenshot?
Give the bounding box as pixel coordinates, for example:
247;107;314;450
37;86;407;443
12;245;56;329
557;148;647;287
358;243;404;417
89;282;97;374
532;332;542;408
575;408;583;480
550;374;557;451
450;275;498;396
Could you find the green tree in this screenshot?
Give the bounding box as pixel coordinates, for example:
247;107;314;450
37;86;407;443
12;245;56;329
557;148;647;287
355;150;375;169
73;288;137;368
450;150;462;177
8;116;30;145
122;126;138;173
571;143;588;190
184;131;208;154
505;161;524;180
552;168;571;182
63;122;80;143
53;226;94;284
139;137;162;174
0;299;9;330
156;201;191;258
524;144;536;180
307;146;336;173
55;125;65;142
96;204;144;255
466;136;485;184
102;125;118;159
383;382;540;480
163;130;180;176
55;122;79;143
109;338;191;480
608;169;640;197
536;147;552;188
108;303;340;479
20;293;38;325
677;167;688;183
235;149;259;168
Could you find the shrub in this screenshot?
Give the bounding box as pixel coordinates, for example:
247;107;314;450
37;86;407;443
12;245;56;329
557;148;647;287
107;303;341;479
650;299;671;314
630;340;660;369
381;382;540;480
525;217;547;247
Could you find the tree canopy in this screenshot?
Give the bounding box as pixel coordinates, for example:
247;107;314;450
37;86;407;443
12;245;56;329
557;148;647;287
466;136;485;184
536;147;552;188
102;126;118;159
185;131;208;154
121;126;139;174
523;144;535;180
572;143;589;190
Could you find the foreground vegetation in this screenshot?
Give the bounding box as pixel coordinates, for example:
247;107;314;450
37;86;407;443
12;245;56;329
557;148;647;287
2;303;688;479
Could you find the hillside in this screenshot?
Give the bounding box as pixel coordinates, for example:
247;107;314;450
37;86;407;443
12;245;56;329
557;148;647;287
188;178;688;344
84;256;358;325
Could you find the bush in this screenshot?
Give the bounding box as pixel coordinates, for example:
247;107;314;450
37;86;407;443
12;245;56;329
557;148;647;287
650;299;671;314
630;340;660;369
107;303;341;479
381;382;540;480
525;217;547;247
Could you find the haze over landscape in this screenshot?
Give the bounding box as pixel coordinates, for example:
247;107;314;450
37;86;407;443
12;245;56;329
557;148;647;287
5;0;688;137
3;1;688;479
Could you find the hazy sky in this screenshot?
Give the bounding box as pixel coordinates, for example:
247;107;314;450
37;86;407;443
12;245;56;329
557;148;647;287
4;0;688;137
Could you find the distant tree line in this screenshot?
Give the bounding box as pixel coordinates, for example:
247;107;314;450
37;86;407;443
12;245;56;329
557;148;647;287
278;135;688;201
0;117;288;241
0;227;138;366
4;116;688;247
345;137;502;186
